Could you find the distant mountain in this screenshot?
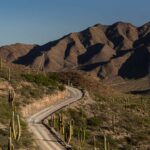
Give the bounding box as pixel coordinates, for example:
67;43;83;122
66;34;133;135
0;21;150;79
0;43;36;62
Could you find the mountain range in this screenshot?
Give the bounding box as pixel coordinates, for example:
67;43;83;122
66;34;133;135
0;21;150;79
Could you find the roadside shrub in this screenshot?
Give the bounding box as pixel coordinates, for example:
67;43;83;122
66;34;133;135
58;84;65;91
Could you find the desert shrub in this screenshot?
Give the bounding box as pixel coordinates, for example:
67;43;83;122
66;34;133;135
18;85;43;99
87;116;101;127
22;73;60;87
58;84;65;91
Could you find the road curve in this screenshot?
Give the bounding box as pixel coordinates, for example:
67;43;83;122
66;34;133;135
27;86;83;150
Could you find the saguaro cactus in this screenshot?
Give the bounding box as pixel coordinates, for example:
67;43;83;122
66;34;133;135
78;128;86;145
49;114;57;129
11;111;16;140
104;135;108;150
8;89;15;107
124;98;129;110
8;137;14;150
53;114;57;129
68;121;73;144
7;88;21;149
16;114;21;141
8;126;14;150
93;136;97;150
10;111;21;142
58;113;64;135
64;121;73;144
8;68;11;81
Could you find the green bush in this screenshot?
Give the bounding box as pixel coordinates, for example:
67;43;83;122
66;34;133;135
22;73;58;87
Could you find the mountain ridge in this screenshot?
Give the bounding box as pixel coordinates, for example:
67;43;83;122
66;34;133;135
0;21;150;79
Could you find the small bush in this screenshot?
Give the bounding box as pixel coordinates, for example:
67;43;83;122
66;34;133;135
58;84;65;91
87;116;101;127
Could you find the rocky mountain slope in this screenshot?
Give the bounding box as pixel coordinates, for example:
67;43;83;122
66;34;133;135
0;21;150;79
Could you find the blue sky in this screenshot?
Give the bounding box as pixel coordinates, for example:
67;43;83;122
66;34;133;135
0;0;150;46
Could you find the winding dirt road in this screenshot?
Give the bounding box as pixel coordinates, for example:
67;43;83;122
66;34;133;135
27;86;83;150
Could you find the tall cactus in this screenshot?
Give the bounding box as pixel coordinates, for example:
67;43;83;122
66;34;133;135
68;121;73;144
93;136;97;150
9;126;12;140
8;89;15;107
58;113;65;135
78;128;86;145
11;111;16;140
16;114;21;142
8;126;14;150
53;115;57;129
8;137;13;150
8;126;12;150
7;88;21;149
64;121;73;144
104;135;107;150
8;111;22;150
62;121;65;136
77;127;86;149
8;68;11;81
50;114;59;130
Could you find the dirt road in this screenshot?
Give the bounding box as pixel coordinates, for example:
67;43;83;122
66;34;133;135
27;86;83;150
